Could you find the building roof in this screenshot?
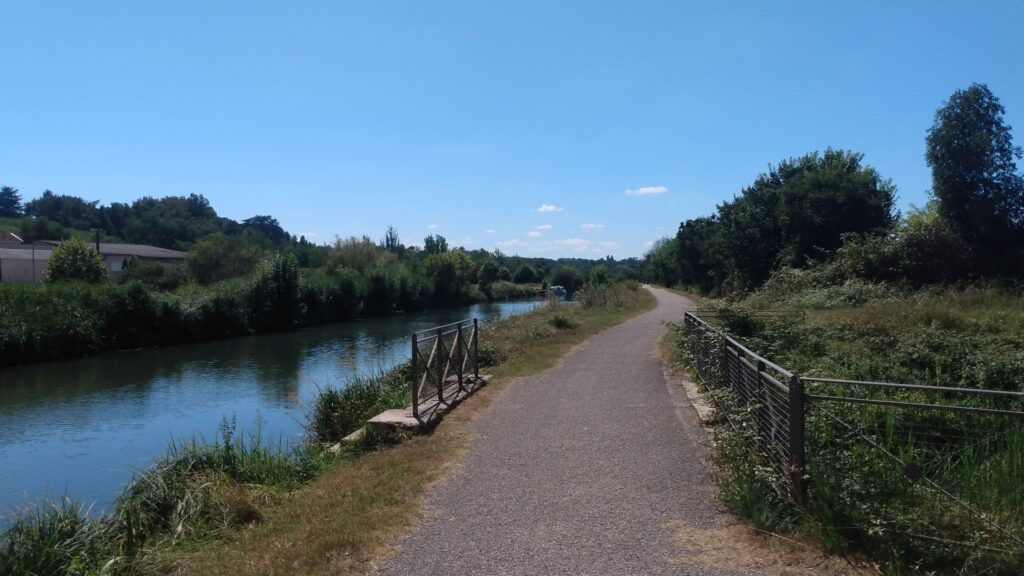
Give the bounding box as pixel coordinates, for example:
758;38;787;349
2;239;187;259
0;247;52;260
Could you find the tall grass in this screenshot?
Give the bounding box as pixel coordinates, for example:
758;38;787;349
308;365;412;443
682;283;1024;574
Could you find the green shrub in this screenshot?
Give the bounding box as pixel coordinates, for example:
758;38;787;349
44;238;107;284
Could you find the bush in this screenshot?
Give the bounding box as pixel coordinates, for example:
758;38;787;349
44;238;106;284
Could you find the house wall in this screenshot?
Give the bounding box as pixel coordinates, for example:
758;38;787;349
0;253;51;283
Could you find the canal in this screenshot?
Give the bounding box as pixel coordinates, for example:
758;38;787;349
0;300;541;519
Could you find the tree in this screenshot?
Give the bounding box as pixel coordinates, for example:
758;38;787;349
25;190;104;229
0;186;22;217
477;260;499;287
512;263;539;284
719;149;896;291
423;234;448;255
44;238;107;283
926;83;1024;267
497;266;512;282
242;215;288;245
188;233;264;284
550;267;584;294
381;225;403;254
589;265;610;286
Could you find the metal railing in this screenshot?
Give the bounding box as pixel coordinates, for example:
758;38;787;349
410;318;481;423
683;310;1024;563
684;311;805;502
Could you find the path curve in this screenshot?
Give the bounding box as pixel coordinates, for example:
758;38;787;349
378;288;748;575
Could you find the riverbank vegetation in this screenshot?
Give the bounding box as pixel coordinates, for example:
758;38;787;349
0;282;653;576
656;84;1024;574
0;187;643;366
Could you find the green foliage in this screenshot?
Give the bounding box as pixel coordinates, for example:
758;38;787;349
422;234;448;255
0;499;117;576
686;285;1024;573
926;83;1024;269
477;260;499;287
44;238;107;284
550;267;584;294
25;190;104;230
308;364;411;443
512;263;539;284
424;250;472;305
0;186;22;217
17;216;69;243
588;264;610;286
119;259;190;291
496;266;512;282
188;232;265;284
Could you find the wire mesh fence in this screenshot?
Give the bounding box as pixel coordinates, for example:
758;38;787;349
683;311;1024;570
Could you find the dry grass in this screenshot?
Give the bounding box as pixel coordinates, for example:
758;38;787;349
154;289;656;575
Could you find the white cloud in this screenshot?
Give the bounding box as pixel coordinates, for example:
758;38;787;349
625;185;668;196
537;204;564;212
580;223;605;231
527;231;543;237
496;239;525;248
536;224;553;230
428;224;439;229
554;238;590;250
485;229;496;234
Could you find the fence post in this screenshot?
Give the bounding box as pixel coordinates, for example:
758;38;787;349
455;322;466;394
472;318;479;380
788;374;806;505
436;328;446;404
411;333;420;420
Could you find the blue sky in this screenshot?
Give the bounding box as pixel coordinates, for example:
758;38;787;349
2;2;1023;258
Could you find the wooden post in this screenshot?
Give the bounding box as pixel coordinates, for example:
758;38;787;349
436;328;446;404
472;318;479;380
411;333;419;420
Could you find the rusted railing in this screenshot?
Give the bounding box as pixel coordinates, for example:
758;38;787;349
410;319;481;423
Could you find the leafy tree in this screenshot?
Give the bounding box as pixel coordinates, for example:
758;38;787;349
477;260;499;287
122;194;222;249
242;215;288;244
719;149;896;291
18;217;68;242
512;263;539;284
188;233;264;284
550;267;585;294
675;216;727;293
926;83;1024;268
25;190;103;229
497;266;512;282
589;264;610;286
642;238;680;286
44;238;107;283
424;250;472;305
0;186;22;217
423;234;448;255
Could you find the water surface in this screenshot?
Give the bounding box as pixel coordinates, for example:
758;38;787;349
0;301;540;518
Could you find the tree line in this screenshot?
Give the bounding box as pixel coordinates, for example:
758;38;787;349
644;83;1024;293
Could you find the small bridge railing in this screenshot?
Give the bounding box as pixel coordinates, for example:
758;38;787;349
411;319;481;423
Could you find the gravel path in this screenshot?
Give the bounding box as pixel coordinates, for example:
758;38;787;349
378;287;755;576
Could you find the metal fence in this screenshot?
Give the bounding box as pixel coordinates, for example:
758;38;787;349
683;310;1024;563
410;318;481;423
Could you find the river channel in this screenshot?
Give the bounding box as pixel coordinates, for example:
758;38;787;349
0;300;541;519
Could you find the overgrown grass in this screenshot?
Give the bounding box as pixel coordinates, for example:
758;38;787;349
677;278;1024;574
1;283;655;576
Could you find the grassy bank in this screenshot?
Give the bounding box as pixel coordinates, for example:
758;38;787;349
0;253;544;367
1;282;654;575
672;277;1024;574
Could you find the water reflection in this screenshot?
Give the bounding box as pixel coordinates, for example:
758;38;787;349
0;300;539;518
